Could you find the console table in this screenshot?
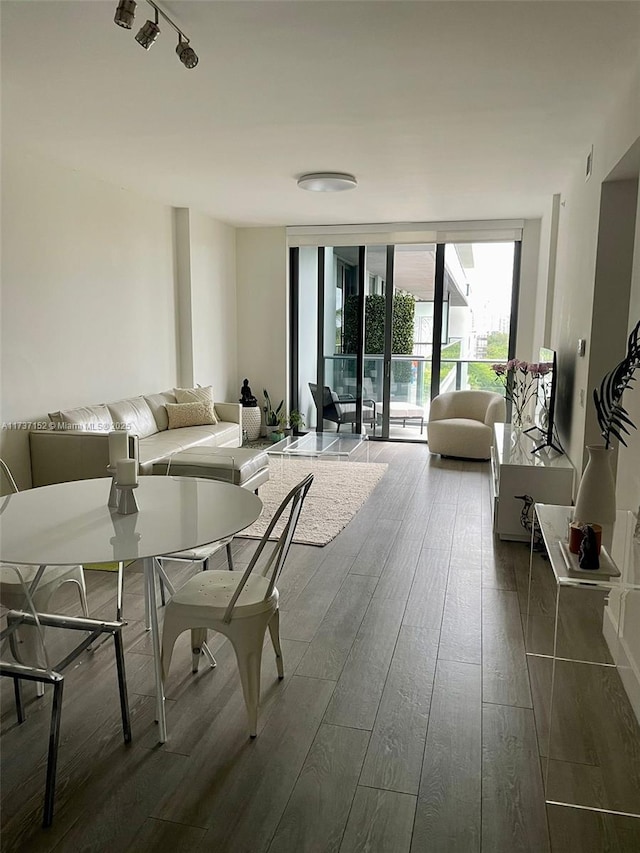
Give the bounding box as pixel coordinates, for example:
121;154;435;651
490;423;574;540
526;504;640;820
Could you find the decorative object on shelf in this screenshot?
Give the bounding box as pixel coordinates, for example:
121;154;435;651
239;379;258;407
575;318;639;537
239;379;261;440
593;318;639;449
578;524;600;570
569;521;601;554
492;360;551;429
574;444;616;529
515;493;545;552
263;389;283;437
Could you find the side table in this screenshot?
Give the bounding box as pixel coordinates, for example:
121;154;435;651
525;504;640;821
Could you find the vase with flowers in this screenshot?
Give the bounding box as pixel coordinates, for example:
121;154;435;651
491;359;551;430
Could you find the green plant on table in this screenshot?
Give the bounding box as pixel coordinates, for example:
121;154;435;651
263;389;283;427
288;409;306;431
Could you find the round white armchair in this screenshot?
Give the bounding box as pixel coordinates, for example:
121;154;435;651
427;390;506;460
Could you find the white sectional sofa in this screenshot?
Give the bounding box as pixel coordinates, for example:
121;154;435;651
29;389;242;486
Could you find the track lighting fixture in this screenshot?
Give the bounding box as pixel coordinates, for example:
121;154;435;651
176;36;199;69
135;9;160;50
114;0;136;30
114;0;198;69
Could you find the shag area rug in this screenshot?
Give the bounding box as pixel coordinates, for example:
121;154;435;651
237;458;388;546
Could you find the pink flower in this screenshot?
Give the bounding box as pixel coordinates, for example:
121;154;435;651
492;363;507;375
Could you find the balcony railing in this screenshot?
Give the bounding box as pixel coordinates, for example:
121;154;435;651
324;354;504;403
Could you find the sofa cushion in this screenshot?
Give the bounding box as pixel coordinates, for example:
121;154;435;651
166;401;218;430
143;390;177;432
174;385;214;405
427;417;492;459
137;422;243;472
48;404;113;432
106;396;158;439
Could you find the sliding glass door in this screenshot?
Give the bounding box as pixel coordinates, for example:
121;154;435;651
291;239;521;442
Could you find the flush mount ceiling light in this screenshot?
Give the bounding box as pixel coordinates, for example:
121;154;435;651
114;0;199;68
297;172;358;192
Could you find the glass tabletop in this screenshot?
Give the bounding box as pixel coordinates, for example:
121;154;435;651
0;476;262;566
266;432;366;458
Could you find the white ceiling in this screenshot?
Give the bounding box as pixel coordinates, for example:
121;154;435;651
2;1;639;228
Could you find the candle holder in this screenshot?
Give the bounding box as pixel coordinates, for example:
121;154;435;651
116;482;139;515
107;464;120;508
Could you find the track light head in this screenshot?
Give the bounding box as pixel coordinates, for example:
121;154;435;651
135;13;160;50
176;37;198;69
114;0;136;29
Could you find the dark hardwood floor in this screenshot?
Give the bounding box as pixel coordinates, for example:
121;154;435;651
2;442;639;852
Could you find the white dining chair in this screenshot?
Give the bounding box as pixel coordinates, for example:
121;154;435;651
0;460;89;690
155;453;235;578
160;473;313;738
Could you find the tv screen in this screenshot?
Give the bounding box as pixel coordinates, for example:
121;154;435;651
531;347;561;453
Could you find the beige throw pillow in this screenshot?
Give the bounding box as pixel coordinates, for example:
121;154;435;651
174;385;214;405
166;401;218;430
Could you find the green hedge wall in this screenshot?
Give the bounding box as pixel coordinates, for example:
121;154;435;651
344;292;415;372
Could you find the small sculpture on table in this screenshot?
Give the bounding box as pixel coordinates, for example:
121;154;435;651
578;524;600;570
239;379;258;407
515;493;546;553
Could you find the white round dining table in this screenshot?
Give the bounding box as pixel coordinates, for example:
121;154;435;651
0;476;262;566
0;475;263;742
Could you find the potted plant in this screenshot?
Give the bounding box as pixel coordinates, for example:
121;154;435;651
263;389;283;439
288;409;306;435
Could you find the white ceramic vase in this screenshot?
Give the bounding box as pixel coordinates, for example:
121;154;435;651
574;445;616;537
241;406;261;442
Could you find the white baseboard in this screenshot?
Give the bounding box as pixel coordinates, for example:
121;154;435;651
603;604;640;725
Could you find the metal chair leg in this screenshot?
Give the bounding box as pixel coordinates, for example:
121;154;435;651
112;629;132;743
13;678;25;723
116;561;125;621
43;676;64;828
226;543;234;571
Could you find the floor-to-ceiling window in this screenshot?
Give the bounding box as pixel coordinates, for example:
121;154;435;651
290;234;521;443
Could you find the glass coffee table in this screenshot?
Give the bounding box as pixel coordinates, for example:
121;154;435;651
267;432;367;460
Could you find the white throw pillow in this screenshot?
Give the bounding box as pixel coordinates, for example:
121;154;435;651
173;385;214;405
166;401;218;430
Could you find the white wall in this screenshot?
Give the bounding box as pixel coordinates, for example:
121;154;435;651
236;227;288;420
518;219;542;361
1;150;178;487
616;188;640;516
551;61;640;473
178;209;238;401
